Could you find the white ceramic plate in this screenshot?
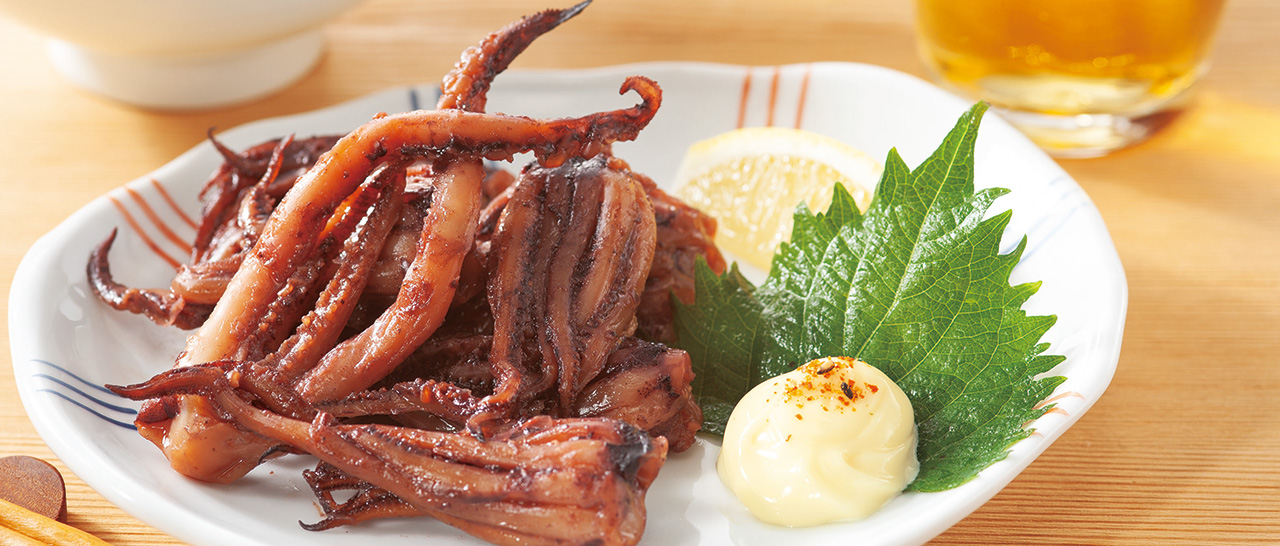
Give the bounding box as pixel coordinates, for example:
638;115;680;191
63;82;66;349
10;62;1127;546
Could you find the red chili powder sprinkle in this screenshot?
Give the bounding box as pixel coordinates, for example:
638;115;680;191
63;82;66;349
780;357;878;415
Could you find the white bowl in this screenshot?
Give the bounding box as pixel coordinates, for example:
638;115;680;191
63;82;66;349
0;0;366;109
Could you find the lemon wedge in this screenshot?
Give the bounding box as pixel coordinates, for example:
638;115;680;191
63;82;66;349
674;127;881;270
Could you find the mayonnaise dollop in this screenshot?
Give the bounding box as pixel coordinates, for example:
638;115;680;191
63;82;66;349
717;356;918;526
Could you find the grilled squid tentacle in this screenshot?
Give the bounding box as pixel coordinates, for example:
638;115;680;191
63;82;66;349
109;369;666;546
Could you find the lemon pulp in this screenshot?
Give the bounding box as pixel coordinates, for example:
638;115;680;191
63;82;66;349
674;128;880;270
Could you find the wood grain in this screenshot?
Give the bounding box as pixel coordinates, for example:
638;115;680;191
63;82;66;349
0;456;67;522
1;0;1278;544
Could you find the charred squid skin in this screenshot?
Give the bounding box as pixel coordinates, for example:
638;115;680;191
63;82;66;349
474;161;566;427
492;155;659;421
313;333;703;453
427;162;728;347
293;413;665;546
607;422;656;485
460;159;591;428
542;160;610;414
562;159;657;409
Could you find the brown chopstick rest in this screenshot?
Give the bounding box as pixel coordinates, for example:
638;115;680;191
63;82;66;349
0;456;67;522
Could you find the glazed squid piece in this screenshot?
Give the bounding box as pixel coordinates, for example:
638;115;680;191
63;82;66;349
97;4;722;545
314;155;701;446
87;229;214;330
87;135;342;328
575;337;702;453
120;1;661;484
110;366;665;546
465;153;659;426
288;339;700;534
133;161;411;481
194;134;344;263
318;334;702;452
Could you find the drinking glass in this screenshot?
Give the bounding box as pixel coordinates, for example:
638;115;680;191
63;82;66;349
915;0;1227;157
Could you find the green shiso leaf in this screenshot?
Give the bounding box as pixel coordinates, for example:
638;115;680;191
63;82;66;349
672;103;1065;491
673;261;765;437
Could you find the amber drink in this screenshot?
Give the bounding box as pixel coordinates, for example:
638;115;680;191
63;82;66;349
916;0;1226;156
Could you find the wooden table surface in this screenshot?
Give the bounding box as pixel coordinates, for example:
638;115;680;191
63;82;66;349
1;1;1276;544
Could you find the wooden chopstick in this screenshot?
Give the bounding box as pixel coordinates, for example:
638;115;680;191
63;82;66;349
0;524;46;546
0;498;110;546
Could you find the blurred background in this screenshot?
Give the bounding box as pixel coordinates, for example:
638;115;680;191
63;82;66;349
0;0;1277;544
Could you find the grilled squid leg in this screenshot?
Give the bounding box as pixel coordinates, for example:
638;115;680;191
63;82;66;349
182;77;660;375
86;230;213;329
261;163;410;379
316;335;701;453
546;156;657;409
301;462;422;530
294;159;484;401
134;166;407;482
193;134;342;262
86;130;309;328
441;0;591;113
139;80;659;483
166;135;343;307
637;181;728;343
109;370;666;546
296;0;601;402
295;78;661;403
297;339;702;530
